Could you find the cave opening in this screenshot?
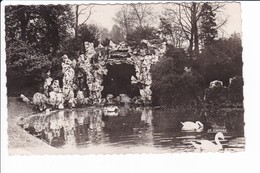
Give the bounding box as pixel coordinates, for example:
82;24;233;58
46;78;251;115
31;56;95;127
102;64;140;98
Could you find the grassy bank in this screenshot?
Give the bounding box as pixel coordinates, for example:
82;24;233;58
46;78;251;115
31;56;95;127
7;97;58;155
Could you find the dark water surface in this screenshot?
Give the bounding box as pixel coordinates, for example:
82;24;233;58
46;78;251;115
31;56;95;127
18;107;245;153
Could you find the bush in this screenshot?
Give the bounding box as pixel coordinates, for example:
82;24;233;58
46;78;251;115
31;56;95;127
126;26;160;47
199;34;243;85
151;47;205;108
228;76;244;104
204;85;228;107
6;40;52;96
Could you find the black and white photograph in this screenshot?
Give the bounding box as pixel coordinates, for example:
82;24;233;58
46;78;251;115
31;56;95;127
3;1;245;155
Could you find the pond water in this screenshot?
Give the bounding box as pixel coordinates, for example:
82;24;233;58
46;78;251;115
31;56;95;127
18;107;245;153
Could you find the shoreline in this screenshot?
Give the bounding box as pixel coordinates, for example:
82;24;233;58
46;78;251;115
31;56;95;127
8;97;58;155
7;97;244;155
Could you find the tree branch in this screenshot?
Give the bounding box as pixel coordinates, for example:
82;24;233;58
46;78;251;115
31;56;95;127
78;5;93;15
78;5;94;26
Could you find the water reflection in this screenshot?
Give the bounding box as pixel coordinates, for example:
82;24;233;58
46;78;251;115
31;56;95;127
18;107;245;152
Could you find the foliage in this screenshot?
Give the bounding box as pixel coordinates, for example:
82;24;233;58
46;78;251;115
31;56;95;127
126;26;160;47
228;76;244;104
6;40;52;95
113;4;154;38
5;5;74;95
6;40;51;79
102;38;110;47
204;85;228;107
200;2;218;47
151;46;205;108
5;5;74;55
163;2;226;59
5;4;243;108
110;25;125;44
59;24;102;61
77;24;101;48
159;17;185;48
199;33;243;85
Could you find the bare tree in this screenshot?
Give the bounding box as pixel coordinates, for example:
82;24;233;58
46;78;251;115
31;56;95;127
74;4;94;38
164;2;226;58
113;5;135;38
130;4;154;28
159;17;186;48
113;4;155;38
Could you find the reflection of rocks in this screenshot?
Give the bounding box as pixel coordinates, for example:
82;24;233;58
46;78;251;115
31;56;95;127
141;108;153;125
19;108;108;147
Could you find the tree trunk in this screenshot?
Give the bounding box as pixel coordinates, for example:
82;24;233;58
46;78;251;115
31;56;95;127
194;19;199;59
190;2;199;59
17;7;29;41
75;5;79;38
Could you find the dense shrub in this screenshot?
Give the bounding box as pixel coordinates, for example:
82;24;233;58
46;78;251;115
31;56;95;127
151;47;205;108
126;26;160;47
228;76;244;104
204;85;228;107
199;33;243;85
6;40;52;96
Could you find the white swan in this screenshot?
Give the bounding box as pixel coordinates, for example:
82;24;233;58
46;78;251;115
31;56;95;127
104;105;119;112
181;121;203;131
190;132;225;152
104;106;119;116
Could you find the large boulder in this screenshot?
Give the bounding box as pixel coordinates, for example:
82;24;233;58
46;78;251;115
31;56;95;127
32;92;48;111
204;80;228;106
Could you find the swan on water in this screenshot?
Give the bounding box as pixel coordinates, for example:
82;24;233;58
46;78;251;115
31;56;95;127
190;132;225;152
181;121;204;131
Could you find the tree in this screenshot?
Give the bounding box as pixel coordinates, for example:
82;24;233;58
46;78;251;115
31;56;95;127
163;2;226;59
159;17;185;48
78;24;101;48
151;46;205;107
126;26;160;47
6;40;52;96
5;5;74;95
100;28;110;43
60;23;102;60
199;33;243;85
110;25;125;44
200;2;218;47
5;5;74;55
129;4;154;28
74;4;94;38
113;4;155;38
113;5;135;38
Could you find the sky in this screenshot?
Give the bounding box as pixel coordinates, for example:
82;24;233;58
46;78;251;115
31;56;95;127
78;2;242;37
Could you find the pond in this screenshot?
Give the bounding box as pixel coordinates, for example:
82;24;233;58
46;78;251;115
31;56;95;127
18;107;245;153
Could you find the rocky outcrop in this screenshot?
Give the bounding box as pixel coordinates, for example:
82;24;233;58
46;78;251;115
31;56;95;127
30;40;166;111
204;80;228;106
204;77;243;108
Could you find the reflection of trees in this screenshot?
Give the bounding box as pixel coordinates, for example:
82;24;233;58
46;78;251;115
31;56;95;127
20;107;244;150
203;110;244;135
224;110;244;134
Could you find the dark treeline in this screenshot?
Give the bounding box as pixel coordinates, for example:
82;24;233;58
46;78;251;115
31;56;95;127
5;3;243;108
